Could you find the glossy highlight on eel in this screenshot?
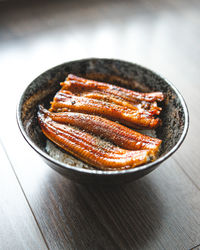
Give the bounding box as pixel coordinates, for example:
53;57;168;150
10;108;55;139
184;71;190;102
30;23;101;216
38;74;164;171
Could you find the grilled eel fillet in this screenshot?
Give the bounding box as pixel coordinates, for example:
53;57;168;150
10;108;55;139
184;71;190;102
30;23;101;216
38;107;152;170
40;106;161;157
61;74;164;103
80;91;162;115
49;90;161;129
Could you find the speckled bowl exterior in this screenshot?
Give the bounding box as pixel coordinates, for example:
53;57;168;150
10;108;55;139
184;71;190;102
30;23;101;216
17;58;189;185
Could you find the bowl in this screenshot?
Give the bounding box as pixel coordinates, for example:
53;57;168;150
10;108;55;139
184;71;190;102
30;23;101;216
17;58;189;185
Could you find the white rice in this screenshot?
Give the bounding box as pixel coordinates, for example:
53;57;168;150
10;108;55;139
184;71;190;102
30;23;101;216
46;140;92;169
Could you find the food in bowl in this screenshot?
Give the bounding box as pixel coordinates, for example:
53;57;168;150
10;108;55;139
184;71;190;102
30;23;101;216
17;58;189;184
37;74;164;171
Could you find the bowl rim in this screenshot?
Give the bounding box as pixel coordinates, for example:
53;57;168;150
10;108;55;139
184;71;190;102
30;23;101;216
16;58;189;176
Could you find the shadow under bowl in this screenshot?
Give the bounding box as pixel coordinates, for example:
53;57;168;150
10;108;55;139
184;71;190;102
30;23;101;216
17;58;189;185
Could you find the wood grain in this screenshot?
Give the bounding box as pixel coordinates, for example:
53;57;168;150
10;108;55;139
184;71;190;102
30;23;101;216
0;140;48;250
2;129;200;249
0;0;200;249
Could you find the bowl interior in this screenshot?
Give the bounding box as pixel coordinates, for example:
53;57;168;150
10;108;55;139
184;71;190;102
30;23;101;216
18;58;188;174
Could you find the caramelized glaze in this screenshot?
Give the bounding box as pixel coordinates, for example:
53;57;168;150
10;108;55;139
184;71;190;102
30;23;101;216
50;90;161;129
40;106;161;157
38;74;164;171
62;74;164;102
38;108;151;170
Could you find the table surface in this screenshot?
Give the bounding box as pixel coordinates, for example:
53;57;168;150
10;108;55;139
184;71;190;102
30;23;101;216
0;0;200;249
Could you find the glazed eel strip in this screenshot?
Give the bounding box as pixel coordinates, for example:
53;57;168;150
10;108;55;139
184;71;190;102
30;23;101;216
38;108;151;170
80;91;162;115
49;90;161;129
40;106;161;156
61;74;164;103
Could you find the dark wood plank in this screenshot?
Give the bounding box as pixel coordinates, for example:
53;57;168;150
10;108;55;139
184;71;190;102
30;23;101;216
1;0;200;249
0;140;48;250
2;129;200;249
142;0;200;190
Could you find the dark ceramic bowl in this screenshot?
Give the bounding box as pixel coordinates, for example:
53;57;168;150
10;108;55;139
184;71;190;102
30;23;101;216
17;58;189;185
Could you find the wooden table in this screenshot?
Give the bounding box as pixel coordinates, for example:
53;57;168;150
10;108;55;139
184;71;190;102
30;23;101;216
0;0;200;249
